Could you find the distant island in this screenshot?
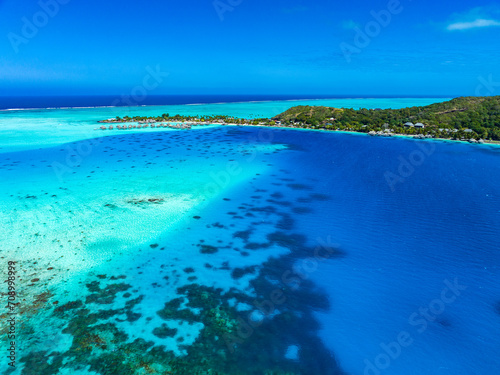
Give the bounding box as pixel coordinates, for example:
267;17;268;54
99;96;500;143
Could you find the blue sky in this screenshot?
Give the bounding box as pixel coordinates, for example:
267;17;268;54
0;0;499;96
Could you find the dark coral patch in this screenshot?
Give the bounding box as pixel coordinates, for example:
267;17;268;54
296;197;312;203
310;193;331;201
276;213;295;230
157;298;198;323
287;183;312;191
266;199;293;207
267;231;309;253
244;242;271;250
54;300;84;315
292;206;313;214
233;229;253;241
110;275;127;280
199;244;218;254
85;283;131;305
250;206;276;214
152;324;178;338
231;266;257;279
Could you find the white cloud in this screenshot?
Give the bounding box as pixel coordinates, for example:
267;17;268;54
447;18;500;31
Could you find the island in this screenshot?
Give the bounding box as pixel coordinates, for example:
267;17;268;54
98;96;500;143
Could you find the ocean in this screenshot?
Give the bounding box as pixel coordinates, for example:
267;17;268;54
0;97;499;375
0;95;452;111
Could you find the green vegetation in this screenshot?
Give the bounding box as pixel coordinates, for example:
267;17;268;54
105;113;274;126
102;96;500;142
272;96;500;141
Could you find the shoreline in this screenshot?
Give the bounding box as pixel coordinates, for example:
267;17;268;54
95;120;500;147
236;124;500;146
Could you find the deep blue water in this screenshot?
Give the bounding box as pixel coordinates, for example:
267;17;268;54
260;129;500;374
0;94;451;110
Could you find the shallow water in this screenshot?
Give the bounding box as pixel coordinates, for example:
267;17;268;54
0;97;447;153
0;98;499;375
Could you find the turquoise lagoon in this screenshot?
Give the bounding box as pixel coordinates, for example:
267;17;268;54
0;98;499;375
